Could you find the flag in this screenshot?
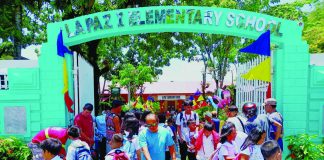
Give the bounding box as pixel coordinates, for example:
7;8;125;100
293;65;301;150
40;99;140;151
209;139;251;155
200;101;208;107
147;96;155;102
266;83;272;98
132;96;140;107
57;30;74;113
197;95;204;102
57;30;72;57
239;30;271;56
241;57;271;82
194;89;202;96
193;99;197;106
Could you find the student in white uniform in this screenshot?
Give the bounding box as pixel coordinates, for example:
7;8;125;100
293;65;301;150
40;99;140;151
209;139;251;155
239;126;266;160
215;122;239;160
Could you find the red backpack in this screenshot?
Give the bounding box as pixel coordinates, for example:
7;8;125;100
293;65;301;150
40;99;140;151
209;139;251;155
107;149;130;160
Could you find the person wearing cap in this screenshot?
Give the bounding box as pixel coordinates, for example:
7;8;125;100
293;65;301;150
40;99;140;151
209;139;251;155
226;105;247;133
242;102;282;143
204;112;213;123
106;100;124;152
264;98;284;150
74;103;94;147
204;111;218;132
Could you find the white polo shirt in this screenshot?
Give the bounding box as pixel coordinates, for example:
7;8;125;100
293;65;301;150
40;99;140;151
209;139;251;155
176;111;199;141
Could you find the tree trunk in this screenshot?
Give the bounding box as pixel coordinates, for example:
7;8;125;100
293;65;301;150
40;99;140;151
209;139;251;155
200;50;208;97
202;64;207;97
86;40;101;115
212;70;219;94
14;4;22;59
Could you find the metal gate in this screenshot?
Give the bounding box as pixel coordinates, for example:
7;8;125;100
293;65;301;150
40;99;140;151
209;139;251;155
73;53;95;115
235;56;269;115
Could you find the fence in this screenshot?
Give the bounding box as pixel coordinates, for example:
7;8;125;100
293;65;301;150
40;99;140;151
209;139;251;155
235;56;269;115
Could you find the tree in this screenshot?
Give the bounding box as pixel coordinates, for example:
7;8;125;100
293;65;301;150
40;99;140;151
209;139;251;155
112;63;154;102
0;0;55;59
303;3;324;53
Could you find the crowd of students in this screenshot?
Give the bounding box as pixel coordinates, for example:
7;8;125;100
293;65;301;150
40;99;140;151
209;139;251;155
28;98;283;160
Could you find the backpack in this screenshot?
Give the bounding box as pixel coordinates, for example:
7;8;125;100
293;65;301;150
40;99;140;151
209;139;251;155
179;112;197;123
75;146;92;160
106;112;117;141
108;149;130;160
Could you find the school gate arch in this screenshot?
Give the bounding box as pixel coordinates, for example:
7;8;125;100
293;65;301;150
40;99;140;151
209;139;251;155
1;6;312;151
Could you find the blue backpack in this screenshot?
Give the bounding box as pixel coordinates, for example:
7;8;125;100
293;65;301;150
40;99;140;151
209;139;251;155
75;146;92;160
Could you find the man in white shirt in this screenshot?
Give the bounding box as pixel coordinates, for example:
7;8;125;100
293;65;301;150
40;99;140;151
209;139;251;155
226;105;247;133
176;100;199;160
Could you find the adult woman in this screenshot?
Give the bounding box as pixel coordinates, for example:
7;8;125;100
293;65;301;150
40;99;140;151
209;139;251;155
239;126;266;160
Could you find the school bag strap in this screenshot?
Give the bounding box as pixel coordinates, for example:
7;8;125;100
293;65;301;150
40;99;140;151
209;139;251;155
236;117;246;133
180;112;197;122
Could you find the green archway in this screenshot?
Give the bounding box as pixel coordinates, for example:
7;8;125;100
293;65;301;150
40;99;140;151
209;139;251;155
40;6;309;152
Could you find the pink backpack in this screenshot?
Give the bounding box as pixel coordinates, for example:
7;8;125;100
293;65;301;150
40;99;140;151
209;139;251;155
107;149;130;160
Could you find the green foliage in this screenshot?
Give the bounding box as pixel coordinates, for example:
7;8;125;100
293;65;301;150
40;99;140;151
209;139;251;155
303;3;324;53
285;134;324;160
195;106;214;121
151;101;161;113
112;63;154;99
217;108;228;121
0;55;14;60
226;84;236;105
195;105;228;121
0;1;55;57
0;137;32;160
122;104;132;112
0;41;14;59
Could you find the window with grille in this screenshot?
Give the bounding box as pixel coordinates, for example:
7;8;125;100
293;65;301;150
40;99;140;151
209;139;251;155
0;74;8;90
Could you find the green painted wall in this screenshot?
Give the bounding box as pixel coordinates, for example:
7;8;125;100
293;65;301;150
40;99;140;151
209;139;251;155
308;66;324;143
0;68;40;141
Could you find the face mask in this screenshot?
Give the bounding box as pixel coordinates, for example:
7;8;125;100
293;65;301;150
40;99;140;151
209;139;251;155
124;131;130;137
